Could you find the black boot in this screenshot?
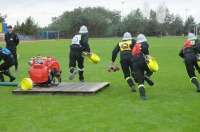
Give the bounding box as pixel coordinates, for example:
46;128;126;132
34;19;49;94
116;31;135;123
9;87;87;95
10;76;16;82
197;85;200;92
144;75;154;86
127;78;136;92
2;70;16;82
191;77;200;92
15;61;18;72
131;85;136;92
79;70;84;82
139;85;147;100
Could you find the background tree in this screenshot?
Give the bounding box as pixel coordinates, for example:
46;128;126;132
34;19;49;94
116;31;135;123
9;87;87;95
170;15;184;35
0;13;7;23
162;8;175;35
123;8;145;36
156;2;166;23
46;7;121;38
184;15;196;34
13;21;21;33
145;9;158;36
24;17;39;35
7;6;197;38
13;17;39;35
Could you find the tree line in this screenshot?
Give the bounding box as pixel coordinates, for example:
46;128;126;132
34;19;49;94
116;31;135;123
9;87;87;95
44;7;121;38
1;6;199;38
44;7;199;38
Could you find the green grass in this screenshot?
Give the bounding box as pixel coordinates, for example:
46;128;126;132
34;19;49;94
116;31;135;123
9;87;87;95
0;37;200;132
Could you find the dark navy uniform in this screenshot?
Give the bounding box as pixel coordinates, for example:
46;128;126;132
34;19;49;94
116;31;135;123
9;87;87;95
0;47;16;82
112;39;136;89
179;39;200;92
132;41;154;99
5;31;19;71
69;33;90;81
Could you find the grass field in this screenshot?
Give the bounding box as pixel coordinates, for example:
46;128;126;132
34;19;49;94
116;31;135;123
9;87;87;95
0;37;200;132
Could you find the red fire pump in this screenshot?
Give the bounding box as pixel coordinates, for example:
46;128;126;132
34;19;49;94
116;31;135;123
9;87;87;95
28;56;62;86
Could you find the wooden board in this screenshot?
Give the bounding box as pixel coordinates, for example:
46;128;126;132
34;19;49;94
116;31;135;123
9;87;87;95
12;82;110;95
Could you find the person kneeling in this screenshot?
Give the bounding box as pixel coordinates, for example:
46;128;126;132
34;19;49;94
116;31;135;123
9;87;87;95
0;47;16;82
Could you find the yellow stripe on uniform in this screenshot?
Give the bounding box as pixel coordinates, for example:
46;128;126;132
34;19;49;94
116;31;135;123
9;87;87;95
69;67;74;70
190;77;197;82
78;68;84;71
125;77;131;81
138;84;145;89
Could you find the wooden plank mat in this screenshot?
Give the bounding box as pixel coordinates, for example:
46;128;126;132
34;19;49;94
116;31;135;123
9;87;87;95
12;82;110;95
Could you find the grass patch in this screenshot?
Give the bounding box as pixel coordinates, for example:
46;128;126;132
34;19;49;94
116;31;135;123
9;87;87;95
0;37;200;131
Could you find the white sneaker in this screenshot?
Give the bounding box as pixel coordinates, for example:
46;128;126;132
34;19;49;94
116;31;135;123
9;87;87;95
69;70;78;80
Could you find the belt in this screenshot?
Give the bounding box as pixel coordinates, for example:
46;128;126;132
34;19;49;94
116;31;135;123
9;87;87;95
132;54;144;61
184;51;196;55
71;44;82;47
132;53;143;58
70;45;83;51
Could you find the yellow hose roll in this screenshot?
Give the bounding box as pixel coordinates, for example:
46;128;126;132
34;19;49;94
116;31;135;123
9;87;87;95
147;55;159;72
20;78;33;90
88;53;100;64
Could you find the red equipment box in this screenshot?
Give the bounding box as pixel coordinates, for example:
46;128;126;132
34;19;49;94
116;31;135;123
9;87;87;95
29;56;62;86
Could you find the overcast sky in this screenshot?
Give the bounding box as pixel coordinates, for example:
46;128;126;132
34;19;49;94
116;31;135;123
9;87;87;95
0;0;200;27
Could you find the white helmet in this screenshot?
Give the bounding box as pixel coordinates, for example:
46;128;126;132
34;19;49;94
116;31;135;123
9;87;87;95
137;34;147;43
122;32;132;40
79;25;88;33
187;33;196;40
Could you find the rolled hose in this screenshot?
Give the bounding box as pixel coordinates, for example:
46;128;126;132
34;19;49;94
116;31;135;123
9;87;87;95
88;54;100;64
0;82;20;86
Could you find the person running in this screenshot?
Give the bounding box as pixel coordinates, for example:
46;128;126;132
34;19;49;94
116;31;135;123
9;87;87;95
179;33;200;92
111;32;137;92
69;25;91;82
132;34;154;100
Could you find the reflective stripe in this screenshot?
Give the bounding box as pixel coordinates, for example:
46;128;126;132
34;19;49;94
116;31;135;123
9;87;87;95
78;68;84;71
190;77;197;82
125;77;131;81
69;67;75;70
138;84;145;89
